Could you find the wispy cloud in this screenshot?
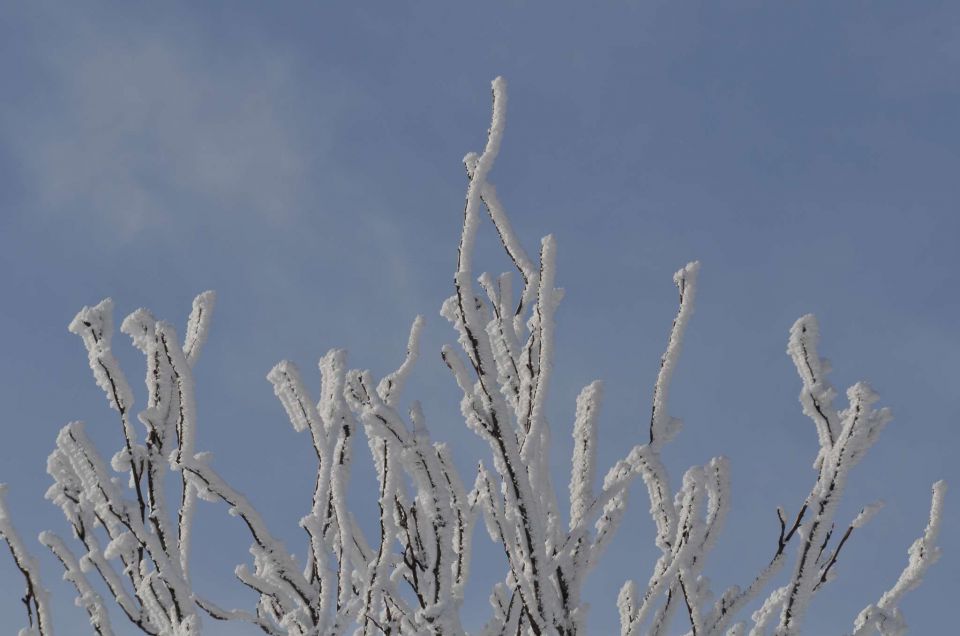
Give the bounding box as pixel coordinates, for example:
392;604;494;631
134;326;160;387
5;10;309;237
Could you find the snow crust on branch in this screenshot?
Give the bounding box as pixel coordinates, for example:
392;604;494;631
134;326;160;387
851;481;946;636
0;78;945;636
1;485;53;636
3;293;219;635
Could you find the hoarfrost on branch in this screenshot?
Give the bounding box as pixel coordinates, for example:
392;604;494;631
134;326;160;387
0;79;945;636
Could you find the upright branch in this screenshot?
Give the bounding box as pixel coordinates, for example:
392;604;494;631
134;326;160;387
39;292;218;634
0;485;53;636
616;261;735;636
449;80;731;636
186;309;478;635
852;481;946;636
691;315;934;636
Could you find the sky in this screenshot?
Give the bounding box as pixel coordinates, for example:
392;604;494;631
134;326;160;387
1;1;958;634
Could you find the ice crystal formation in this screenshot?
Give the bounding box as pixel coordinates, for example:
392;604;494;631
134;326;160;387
0;78;945;636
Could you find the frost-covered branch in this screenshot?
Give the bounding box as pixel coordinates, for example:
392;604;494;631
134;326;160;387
34;292;219;634
0;485;53;636
691;317;938;636
851;481;946;636
39;531;113;636
0;77;946;636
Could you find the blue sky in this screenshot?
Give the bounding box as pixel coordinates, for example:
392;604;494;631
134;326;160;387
1;2;957;633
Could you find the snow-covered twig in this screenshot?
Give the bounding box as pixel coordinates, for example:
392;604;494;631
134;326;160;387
851;481;946;636
0;485;53;636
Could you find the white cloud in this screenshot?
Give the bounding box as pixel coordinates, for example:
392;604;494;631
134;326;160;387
6;14;310;237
